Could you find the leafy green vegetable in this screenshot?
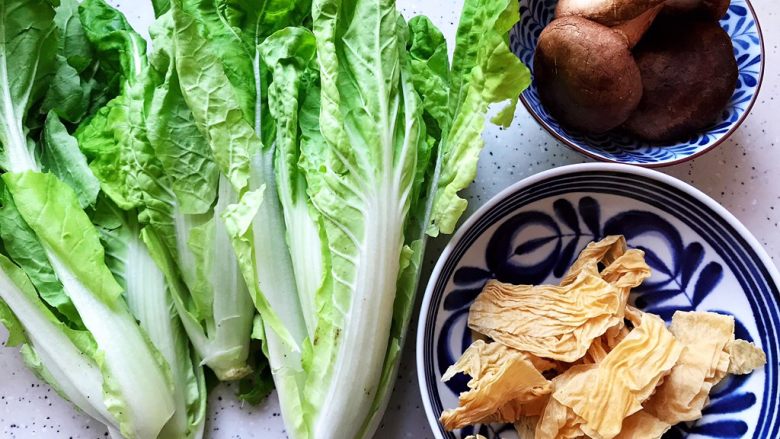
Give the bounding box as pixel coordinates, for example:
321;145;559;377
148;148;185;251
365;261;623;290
54;0;95;73
171;0;307;388
42;60;90;124
75;1;257;383
236;353;275;405
251;0;528;436
407;16;450;138
147;13;261;384
259;26;323;341
425;0;530;236
300;1;427;436
0;252;117;433
5;172;124;303
0;0;57;173
170;2;254;191
165;0;528;436
147;11;218;216
2;171;176;438
171;0;348;424
95;197;207;438
0;181;80;324
41;0;121;126
152;0;172;17
41;112;101;208
0;1;209;437
76;0;161;216
0;0;530;436
176;176;257;381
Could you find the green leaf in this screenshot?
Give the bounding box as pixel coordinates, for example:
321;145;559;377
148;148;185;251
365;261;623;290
215;0;312;51
0;230;177;438
75;103;132;208
237;355;275;405
222;186;286;340
40;57;90;124
0;184;80;324
176;217;212;323
77;2;180;258
92;198;208;439
302;2;428;438
79;0;148;81
147;12;219;215
41;0;120;125
2;171;124;305
428;0;530;236
176;0;257;129
297;87;327;196
404;17;445;241
41;112;101;208
153;0;172;17
173;0;315;154
0;0;58;173
171;4;255;192
0;253;115;429
195;178;256;380
75;0;157;213
81;5;257;384
407;16;450;138
91;196;132;284
55;0;94;73
0;290;27;347
259;27;323;336
137;173;254;382
258;27;316;206
179;0;312;141
491;95;520;127
81;65;122;123
172;6;310;395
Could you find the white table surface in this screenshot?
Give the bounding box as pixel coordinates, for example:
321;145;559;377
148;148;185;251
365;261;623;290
2;0;779;438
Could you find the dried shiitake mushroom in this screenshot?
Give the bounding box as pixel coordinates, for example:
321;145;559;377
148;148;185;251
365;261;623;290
664;0;731;20
622;17;738;142
534;16;643;133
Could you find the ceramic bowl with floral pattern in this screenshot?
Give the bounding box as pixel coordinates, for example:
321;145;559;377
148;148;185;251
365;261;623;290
417;163;779;438
509;0;764;167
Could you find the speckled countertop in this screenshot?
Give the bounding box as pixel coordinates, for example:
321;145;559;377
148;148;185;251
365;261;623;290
1;0;778;438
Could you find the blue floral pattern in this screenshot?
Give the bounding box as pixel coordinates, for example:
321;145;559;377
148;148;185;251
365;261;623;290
419;169;778;439
508;0;764;166
438;197;755;438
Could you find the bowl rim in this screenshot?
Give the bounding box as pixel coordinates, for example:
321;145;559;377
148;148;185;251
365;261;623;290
415;162;780;438
517;0;766;168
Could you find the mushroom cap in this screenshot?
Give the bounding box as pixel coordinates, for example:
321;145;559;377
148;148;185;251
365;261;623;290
555;0;666;26
623;17;738;142
534;17;643;134
664;0;731;20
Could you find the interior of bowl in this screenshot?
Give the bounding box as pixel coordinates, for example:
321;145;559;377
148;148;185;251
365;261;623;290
509;0;763;166
418;165;779;439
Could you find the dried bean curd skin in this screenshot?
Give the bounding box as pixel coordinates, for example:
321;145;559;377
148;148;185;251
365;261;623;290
727;339;767;375
468;236;649;363
550;311;682;439
440;341;551;430
643;311;734;425
439;236;767;439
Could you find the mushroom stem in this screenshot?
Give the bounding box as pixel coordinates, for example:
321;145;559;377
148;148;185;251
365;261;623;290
555;0;666;26
613;4;664;48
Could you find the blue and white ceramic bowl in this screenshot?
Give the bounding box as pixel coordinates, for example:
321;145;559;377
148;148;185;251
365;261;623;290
417;163;780;438
509;0;764;167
